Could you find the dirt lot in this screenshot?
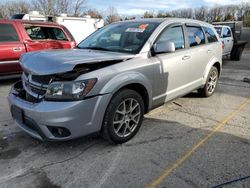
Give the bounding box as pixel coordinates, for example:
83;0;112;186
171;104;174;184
0;51;249;188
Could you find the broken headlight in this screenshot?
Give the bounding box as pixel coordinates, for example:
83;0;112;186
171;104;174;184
45;78;97;101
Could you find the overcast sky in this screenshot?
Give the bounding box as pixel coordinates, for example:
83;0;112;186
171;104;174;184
88;0;247;15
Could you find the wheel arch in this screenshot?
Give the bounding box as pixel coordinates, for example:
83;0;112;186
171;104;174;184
100;71;152;113
202;57;222;85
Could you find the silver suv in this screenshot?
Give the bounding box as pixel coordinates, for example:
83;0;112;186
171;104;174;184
8;18;222;144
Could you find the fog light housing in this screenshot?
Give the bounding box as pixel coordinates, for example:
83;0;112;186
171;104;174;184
47;126;71;138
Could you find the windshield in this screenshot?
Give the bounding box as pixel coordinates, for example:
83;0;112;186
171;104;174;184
78;22;160;54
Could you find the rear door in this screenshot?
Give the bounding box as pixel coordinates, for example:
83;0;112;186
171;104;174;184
23;24;73;50
46;27;74;49
184;24;208;83
0;22;26;75
22;24;49;51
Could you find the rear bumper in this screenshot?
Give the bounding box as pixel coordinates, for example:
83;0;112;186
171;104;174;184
8;81;111;141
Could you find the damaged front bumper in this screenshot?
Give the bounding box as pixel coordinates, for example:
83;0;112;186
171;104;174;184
8;81;111;141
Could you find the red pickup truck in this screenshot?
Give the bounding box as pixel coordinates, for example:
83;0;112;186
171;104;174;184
0;20;76;77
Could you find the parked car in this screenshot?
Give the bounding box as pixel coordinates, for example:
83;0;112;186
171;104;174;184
8;18;222;144
0;20;76;77
213;21;247;60
214;25;234;56
12;11;105;44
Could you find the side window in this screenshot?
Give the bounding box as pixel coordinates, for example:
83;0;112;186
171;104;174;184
61;25;75;41
186;26;205;47
203;27;218;43
25;25;47;40
223;27;231;38
0;23;19;42
156;26;185;50
48;28;68;41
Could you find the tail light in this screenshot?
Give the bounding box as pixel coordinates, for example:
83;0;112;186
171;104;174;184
221;41;225;49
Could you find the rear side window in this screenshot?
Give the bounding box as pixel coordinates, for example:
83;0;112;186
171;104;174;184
203;27;218;43
25;26;46;40
49;28;68;41
186;26;205;47
0;23;19;42
156;26;185;50
24;25;68;41
61;25;75;41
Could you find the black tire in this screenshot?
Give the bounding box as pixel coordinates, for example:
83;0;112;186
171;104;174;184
198;66;219;97
101;89;145;144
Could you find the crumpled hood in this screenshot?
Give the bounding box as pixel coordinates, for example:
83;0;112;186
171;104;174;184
20;49;135;75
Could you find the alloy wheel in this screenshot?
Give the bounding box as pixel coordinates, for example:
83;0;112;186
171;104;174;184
207;70;218;94
113;98;141;137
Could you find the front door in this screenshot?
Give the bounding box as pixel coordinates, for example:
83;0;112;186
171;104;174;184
0;23;26;75
151;25;192;102
222;27;234;55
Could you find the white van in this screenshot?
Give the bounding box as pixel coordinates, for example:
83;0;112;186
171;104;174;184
56;15;104;44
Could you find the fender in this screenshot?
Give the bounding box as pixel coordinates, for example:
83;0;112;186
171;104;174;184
100;71;153;109
202;57;222;85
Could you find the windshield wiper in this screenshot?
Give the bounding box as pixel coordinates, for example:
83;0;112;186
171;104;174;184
79;46;111;51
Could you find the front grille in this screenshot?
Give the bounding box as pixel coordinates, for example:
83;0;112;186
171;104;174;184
32;75;54;85
22;72;54;101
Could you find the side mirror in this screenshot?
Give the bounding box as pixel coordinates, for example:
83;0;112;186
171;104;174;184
153;41;175;54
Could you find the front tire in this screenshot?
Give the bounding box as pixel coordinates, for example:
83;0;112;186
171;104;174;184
198;66;219;97
101;89;144;144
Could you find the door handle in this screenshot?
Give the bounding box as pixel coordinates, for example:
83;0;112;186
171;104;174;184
12;47;21;52
207;49;213;53
182;55;191;60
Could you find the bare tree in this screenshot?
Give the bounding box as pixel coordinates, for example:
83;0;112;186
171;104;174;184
0;0;30;18
84;9;102;18
194;6;207;21
223;5;237;21
207;6;224;22
156;11;171;18
31;0;86;16
71;0;86;16
56;0;70;14
32;0;57;15
180;8;193;18
144;11;154;18
106;7;120;24
237;2;250;21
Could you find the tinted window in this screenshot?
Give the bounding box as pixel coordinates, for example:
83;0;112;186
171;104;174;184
186;26;205;47
156;26;185;50
50;28;67;41
25;25;68;41
223;27;231;38
0;23;19;42
203;27;218;43
78;22;160;54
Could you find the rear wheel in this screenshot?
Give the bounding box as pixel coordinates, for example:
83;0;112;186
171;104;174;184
198;66;218;97
101;89;144;144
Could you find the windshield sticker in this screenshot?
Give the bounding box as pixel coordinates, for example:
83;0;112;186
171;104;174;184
126;28;145;33
139;24;149;30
